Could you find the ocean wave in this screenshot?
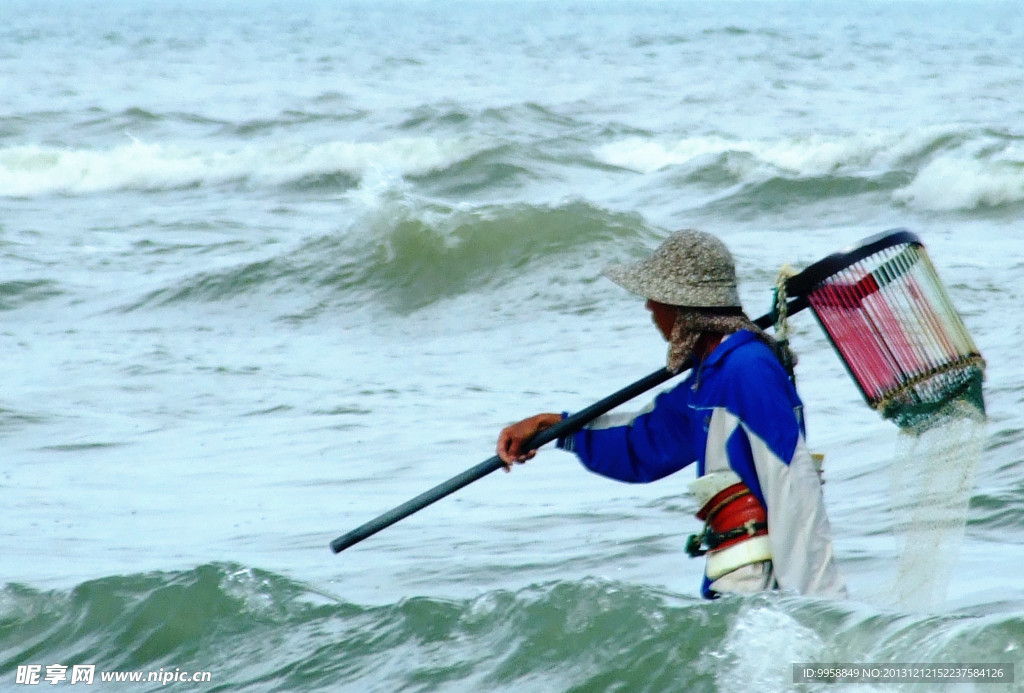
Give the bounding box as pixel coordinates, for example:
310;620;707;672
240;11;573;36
594;129;953;178
125;195;648;315
893;153;1024;212
594;127;1024;213
70;106;227;135
230;108;370;138
345;196;646;313
705;172;911;219
0;136;488;198
969;479;1024;539
2;564;1021;693
0;279;62;310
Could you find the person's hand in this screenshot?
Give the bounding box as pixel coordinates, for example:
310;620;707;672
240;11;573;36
496;413;562;470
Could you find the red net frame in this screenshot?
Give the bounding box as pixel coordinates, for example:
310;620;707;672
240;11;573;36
783;230;985;429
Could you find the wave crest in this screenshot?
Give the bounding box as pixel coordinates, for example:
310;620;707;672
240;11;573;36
127;196;647;315
894;154;1024;211
0;136;487;197
3;565;1022;692
595;127;1024;213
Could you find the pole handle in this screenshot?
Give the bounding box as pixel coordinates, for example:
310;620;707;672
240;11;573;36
330;367;675;553
330;296;811;554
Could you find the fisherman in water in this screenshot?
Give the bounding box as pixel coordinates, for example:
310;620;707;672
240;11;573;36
497;230;847;599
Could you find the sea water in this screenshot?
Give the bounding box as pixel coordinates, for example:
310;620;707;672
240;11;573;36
2;1;1023;691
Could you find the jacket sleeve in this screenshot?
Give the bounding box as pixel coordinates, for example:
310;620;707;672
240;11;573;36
559;386;697;483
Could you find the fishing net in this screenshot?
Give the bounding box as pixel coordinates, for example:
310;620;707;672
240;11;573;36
887;410;986;610
792;230;986;433
782;230;988;609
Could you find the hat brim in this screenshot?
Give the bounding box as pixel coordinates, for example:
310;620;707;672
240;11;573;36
603;262;741;308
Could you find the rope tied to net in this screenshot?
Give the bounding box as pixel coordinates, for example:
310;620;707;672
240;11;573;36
771;264;799;382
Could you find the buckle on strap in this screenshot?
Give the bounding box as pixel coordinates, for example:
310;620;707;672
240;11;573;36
687;519;769;558
685;531;707;557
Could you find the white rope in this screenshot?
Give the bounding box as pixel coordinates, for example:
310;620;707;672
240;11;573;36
774;263;798;342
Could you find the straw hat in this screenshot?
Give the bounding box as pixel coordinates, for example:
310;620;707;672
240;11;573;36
603;230;741;308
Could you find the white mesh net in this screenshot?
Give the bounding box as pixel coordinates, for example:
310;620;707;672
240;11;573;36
886;401;987;610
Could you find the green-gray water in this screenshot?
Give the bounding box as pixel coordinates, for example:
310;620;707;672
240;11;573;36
3;1;1023;690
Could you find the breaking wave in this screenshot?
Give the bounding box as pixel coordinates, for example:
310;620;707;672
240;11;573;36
594;127;1024;213
0;136;490;197
6;117;1019;218
124;195;649;315
2;564;1021;693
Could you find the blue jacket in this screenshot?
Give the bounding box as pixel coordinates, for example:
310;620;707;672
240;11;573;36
559;330;846;598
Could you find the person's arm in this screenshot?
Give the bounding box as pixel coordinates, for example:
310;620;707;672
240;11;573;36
562;387;696;483
496;413;562;468
495;385;695;482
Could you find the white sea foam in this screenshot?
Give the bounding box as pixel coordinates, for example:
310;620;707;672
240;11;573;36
595;128;1024;212
594;135;737;174
894;154;1024;212
0;136;483;197
710;604;825;691
593;130;936;177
